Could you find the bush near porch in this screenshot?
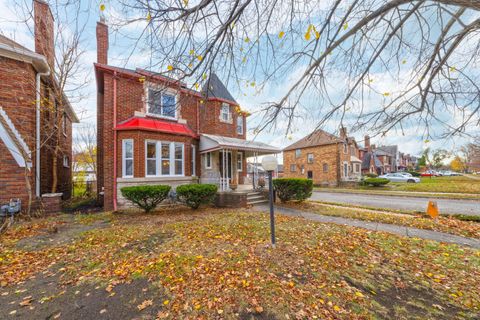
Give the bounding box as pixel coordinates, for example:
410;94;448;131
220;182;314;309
176;184;218;209
273;178;313;202
120;185;171;213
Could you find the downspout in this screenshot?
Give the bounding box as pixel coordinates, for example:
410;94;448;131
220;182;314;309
36;69;50;197
113;71;118;211
196;100;200;135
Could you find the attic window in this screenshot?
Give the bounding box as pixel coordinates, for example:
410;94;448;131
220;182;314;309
147;88;176;119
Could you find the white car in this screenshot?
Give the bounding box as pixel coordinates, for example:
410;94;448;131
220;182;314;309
379;173;420;183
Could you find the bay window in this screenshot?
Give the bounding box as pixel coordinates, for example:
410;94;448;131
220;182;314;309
145;141;184;177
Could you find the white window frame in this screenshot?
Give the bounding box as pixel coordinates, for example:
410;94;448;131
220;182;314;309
236;115;244;134
173;143;185;176
122;139;134;178
295;149;301;158
205;152;212;169
145;140;158;177
237;152;243;172
343;161;348;177
307;153;314;164
191;145;196;176
63;155;69;168
146;87;178;120
220;103;231;123
290;164;296;172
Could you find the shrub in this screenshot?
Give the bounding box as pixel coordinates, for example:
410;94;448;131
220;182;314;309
272;178;313;203
407;171;421;177
176;184;218;209
365;173;378;178
120;185;171;213
364;178;390;187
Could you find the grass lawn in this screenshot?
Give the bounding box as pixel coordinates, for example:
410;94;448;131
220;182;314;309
390;176;480;194
1;208;479;319
285;201;480;239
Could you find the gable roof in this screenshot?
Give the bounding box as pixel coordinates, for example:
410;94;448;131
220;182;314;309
283;129;344;151
202;73;237;104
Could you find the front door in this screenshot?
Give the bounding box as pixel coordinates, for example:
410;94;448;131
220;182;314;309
219;151;233;180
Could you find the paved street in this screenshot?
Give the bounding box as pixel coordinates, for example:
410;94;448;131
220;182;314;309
311;191;480;216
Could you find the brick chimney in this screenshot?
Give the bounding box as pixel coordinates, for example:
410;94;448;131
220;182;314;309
96;18;109;64
364;135;370;149
34;0;55;69
339;127;347;139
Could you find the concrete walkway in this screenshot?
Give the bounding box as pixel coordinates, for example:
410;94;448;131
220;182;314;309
253;204;480;249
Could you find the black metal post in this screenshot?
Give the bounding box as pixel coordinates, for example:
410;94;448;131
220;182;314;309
268;170;276;247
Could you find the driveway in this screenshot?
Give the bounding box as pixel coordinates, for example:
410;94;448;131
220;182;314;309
311;191;480;216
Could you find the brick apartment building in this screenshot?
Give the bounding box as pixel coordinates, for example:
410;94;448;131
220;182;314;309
0;0;78;207
283;128;362;186
95;19;279;210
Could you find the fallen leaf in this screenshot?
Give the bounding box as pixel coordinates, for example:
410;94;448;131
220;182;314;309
137;299;153;311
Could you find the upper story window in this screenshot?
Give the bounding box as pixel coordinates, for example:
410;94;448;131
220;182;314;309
295;149;301;158
147;88;176;119
237;115;244;134
307;153;314;164
220;103;231;123
343;143;348;154
63;155;69;168
290;164;296;172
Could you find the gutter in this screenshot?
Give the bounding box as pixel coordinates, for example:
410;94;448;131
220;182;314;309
113;71;118;211
36;69;50;197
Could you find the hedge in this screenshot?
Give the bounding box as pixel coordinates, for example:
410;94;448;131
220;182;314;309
364;173;378;178
120;185;171;213
363;178;390;187
406;171;421;177
176;184;218;209
272;178;313;203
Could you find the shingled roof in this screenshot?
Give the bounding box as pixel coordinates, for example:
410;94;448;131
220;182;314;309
283;129;344;151
202;73;238;104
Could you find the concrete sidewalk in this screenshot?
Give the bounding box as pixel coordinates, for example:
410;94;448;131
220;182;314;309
253;204;480;249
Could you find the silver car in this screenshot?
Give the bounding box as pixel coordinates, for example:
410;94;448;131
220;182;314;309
379;173;420;183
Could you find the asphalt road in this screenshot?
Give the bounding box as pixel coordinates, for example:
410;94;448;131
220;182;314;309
311;191;480;216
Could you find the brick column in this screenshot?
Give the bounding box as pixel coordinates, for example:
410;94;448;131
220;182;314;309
41;193;63;214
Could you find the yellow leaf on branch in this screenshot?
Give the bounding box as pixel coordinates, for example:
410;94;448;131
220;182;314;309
167;65;173;71
278;31;285;39
100;4;105;11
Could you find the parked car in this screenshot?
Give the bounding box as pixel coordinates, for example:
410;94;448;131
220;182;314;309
379;173;420;183
420;170;440;177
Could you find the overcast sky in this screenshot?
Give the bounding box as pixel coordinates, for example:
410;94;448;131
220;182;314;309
1;0;478;160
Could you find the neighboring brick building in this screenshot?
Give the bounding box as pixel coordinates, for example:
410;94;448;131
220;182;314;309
95;19;279;211
0;0;78;208
283;128;361;186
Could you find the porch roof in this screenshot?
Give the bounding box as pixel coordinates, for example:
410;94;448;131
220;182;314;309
199;134;280;154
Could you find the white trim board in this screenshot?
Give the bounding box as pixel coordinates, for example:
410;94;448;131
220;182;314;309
0;106;31;168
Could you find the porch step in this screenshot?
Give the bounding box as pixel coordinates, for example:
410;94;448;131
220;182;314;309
247;192;268;205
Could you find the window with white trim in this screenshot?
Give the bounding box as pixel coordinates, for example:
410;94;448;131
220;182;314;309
295;149;301;158
147;88;176;118
307;153;314;164
174;143;184;175
343;162;348;177
63;155;69;168
290;164;296;172
146;141;157;176
205;152;212;169
144;141;184;177
191;145;196;176
220;103;231;122
122;139;134;177
237;152;243;171
236;115;244;134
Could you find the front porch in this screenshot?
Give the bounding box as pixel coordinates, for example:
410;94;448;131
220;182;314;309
199;134;280;192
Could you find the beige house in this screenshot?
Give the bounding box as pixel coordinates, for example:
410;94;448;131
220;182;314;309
283;128;361;186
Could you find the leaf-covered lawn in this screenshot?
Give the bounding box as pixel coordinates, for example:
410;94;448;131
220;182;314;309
287;201;480;239
1;209;479;319
390;176;480;194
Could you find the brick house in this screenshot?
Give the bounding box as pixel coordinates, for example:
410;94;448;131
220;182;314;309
0;0;78;208
95;19;279;211
283;128;361;186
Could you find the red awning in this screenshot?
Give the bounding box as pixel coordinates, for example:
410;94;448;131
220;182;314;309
115;117;197;138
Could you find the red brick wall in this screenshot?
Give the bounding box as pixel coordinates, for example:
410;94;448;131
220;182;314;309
0;57;73;205
200;100;246;139
34;0;55;69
